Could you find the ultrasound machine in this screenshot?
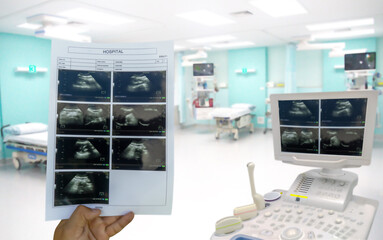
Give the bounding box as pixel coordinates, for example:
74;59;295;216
211;90;379;240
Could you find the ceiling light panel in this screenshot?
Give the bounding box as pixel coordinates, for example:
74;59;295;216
35;26;91;42
174;45;186;51
250;0;307;17
17;23;42;30
211;41;254;48
307;18;374;31
27;14;69;25
58;8;135;25
311;28;375;40
188;35;236;44
176;10;235;26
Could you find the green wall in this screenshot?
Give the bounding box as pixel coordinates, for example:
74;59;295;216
268;46;286;84
0;33;51;125
228;47;267;127
296;50;322;88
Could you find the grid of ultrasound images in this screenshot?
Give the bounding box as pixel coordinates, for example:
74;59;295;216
279;98;367;156
54;69;167;206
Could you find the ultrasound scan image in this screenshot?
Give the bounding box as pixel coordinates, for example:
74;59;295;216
54;172;109;206
64;174;94;195
58;70;111;102
73;73;102;91
56;137;109;169
321;98;367;126
279;100;319;126
58;105;84;126
280;127;318;154
127;75;150;92
74;140;101;160
85;106;107;126
320;129;364;156
289;101;312;117
332;100;353;117
113;105;166;136
113;71;166;102
57;103;110;135
112;138;166;171
300;129;316;145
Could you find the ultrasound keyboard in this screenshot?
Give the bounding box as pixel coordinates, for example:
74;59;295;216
211;190;378;240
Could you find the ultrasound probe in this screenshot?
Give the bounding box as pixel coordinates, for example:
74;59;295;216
247;162;265;210
216;163;266;234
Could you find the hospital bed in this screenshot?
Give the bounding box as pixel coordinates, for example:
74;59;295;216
210;104;255;140
1;123;48;170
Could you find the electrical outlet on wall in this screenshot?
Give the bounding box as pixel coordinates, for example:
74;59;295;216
257;116;265;124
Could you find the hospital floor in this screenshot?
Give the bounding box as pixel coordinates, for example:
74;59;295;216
1;126;383;240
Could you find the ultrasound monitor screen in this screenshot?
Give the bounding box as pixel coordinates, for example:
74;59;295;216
345;52;376;71
193;63;214;76
55;172;109;206
113;104;166;136
112;138;166;171
279;100;319;126
278;98;367;156
321;98;367;126
58;70;111;102
56;137;110;169
57;103;110;135
113;71;166;102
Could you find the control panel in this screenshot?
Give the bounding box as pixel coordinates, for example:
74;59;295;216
211;163;378;240
284;169;358;212
211;190;378;240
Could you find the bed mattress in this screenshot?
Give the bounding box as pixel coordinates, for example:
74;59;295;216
4;131;48;147
210;108;251;120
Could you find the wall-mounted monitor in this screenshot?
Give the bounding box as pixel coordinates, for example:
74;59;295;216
193;63;214;76
345;52;376;71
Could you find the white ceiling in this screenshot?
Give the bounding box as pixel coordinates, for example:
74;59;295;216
0;0;383;50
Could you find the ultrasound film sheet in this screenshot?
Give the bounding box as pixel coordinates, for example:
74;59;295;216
47;40;174;220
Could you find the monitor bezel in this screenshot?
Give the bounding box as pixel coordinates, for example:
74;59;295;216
270;91;378;168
